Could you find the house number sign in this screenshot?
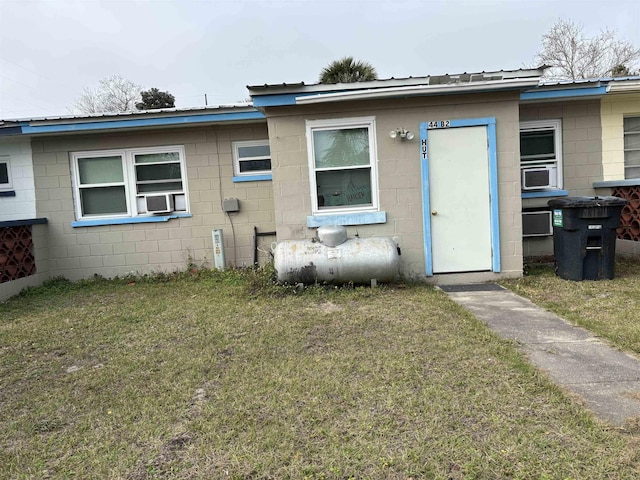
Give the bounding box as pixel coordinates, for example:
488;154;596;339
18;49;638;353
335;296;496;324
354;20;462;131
426;120;451;129
421;120;452;159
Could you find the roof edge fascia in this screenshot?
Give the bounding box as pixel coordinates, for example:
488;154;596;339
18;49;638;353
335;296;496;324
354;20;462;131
294;78;541;105
247;67;546;95
606;80;640;93
520;84;608;102
4;109;266;137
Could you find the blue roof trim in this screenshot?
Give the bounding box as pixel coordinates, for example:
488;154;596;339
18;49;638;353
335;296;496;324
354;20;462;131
522;189;569;199
307;211;386;227
232;174;272;183
520;86;607;101
0;126;23;136
0;217;48;228
252;92;326;107
252;91;341;107
71;213;192;228
20;111;265;134
252;94;299;107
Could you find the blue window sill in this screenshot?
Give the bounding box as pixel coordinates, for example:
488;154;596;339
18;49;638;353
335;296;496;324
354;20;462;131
71;213;192;228
307;211;386;227
521;190;568;199
0;190;16;197
233;174;272;183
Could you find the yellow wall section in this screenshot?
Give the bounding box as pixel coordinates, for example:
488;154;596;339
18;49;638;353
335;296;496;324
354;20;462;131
601;93;640;181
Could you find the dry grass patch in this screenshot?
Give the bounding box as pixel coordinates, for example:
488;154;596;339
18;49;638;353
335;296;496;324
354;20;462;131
1;270;640;478
501;256;640;355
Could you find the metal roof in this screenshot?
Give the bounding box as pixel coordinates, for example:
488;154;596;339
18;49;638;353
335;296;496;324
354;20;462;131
247;67;547;95
0;103;264;137
0;103;255;126
539;75;640;87
3;69;639;130
518;75;640;101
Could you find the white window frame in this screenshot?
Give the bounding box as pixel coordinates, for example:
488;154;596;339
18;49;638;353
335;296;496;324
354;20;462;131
0;156;12;191
624;116;640;179
71;145;188;221
306;116;379;215
519;119;563;191
232;140;271;177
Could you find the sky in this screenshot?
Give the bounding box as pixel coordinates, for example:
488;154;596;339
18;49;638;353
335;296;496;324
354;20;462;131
0;0;639;120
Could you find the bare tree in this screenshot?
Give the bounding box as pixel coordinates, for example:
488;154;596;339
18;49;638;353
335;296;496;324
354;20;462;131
535;19;640;80
73;75;143;114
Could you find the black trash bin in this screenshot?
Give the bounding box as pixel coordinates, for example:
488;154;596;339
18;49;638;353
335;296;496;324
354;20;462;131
547;196;627;281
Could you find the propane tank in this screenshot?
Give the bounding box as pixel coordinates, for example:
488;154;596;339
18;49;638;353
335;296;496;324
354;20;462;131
273;226;399;284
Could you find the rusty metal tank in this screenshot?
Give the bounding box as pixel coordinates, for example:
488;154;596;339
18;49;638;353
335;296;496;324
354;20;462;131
273;226;400;284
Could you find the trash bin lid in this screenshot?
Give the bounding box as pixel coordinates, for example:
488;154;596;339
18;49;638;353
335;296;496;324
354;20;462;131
548;196;627;208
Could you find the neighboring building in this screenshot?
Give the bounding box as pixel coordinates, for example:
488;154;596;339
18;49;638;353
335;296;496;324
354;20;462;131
1;69;640;300
594;80;640;255
0;106;275;299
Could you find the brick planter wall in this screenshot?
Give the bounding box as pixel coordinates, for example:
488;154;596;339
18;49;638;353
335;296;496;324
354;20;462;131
612;186;640;242
0;225;36;283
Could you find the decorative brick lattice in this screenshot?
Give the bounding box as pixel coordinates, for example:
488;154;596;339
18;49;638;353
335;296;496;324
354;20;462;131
612;186;640;242
0;226;36;283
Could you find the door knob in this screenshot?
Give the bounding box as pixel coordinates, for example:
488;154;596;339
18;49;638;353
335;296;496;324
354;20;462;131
431;210;438;216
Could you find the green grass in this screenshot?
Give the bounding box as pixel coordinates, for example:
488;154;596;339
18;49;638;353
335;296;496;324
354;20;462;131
501;256;640;355
1;268;640;479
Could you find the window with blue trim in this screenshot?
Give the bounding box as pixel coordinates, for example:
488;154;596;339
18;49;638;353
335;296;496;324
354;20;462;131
0;156;12;191
71;146;189;221
232;140;271;177
306;117;379;215
520;120;563;192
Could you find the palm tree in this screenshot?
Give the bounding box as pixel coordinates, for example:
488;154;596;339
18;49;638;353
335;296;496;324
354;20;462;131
318;56;378;84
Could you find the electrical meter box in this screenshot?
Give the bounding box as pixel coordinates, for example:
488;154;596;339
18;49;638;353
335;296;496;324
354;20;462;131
223;198;240;213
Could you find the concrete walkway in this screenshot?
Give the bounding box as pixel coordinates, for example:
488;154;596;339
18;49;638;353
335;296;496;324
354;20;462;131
439;284;640;426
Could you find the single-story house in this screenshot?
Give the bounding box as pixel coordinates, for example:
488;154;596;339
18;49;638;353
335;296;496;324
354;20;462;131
1;67;640;300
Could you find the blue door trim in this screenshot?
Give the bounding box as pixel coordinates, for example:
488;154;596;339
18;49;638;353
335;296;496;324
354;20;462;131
419;117;500;276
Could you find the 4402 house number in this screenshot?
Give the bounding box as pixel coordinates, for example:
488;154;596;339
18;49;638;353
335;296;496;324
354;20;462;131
427;120;450;129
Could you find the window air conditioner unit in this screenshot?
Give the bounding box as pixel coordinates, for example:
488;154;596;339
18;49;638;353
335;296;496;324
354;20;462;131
522;211;553;237
522;166;557;190
145;194;174;214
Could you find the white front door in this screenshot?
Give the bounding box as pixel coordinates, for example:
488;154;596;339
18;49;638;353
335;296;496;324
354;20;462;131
427;125;492;273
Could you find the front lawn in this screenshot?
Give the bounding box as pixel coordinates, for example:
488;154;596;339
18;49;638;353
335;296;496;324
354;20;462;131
501;256;640;355
1;269;639;479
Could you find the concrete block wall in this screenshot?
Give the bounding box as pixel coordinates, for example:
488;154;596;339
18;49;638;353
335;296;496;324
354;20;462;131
30;123;275;282
520;100;602;196
520;100;602;257
617;238;640;255
266;91;524;282
0;138;36;221
601;93;640;180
